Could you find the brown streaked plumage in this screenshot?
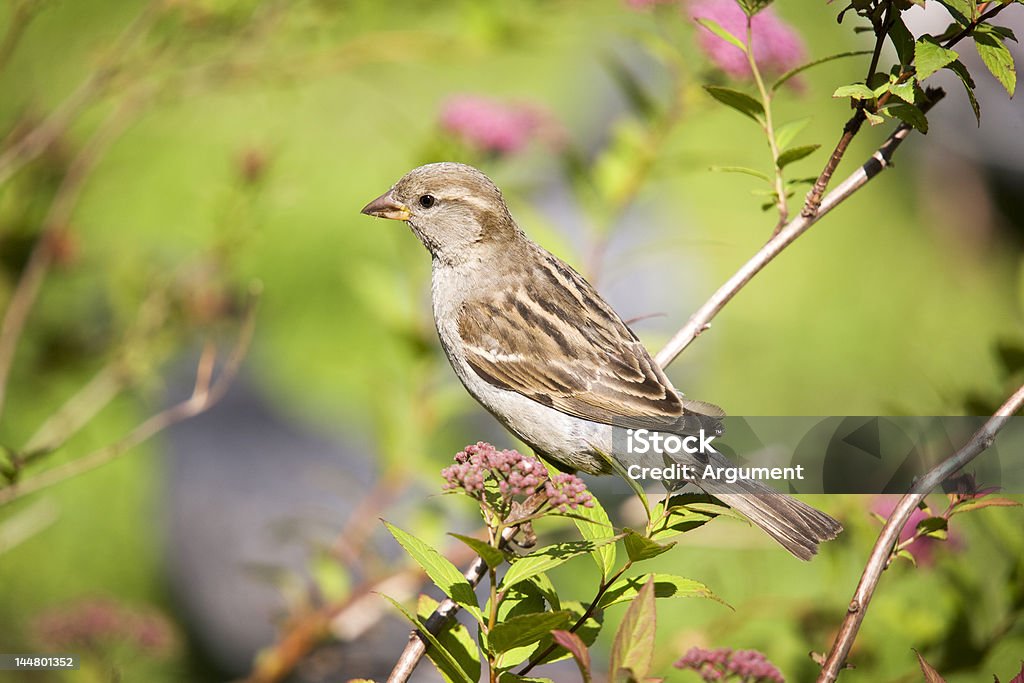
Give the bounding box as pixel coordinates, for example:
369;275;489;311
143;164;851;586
360;162;841;560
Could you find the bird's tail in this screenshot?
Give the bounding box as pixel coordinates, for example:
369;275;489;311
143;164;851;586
697;473;842;561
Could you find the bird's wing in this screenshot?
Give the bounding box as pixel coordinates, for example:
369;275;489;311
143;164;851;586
457;251;701;425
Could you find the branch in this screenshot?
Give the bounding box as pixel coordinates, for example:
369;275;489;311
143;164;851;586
654;88;944;369
20;287;173;457
800;0;1011;219
0;0;45;76
0;289;259;507
385;522;522;683
0;98;144;417
816;382;1024;682
0;0;157;187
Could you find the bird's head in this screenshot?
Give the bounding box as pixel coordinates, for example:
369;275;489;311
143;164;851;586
361;162;521;263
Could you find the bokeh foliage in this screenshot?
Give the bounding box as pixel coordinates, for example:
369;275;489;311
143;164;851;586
1;0;1022;681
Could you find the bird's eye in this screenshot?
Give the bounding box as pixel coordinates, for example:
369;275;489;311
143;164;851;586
418;194;436;209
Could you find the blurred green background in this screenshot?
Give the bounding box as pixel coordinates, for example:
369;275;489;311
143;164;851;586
1;0;1022;681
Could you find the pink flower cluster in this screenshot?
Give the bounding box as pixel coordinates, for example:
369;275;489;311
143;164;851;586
676;647;785;682
32;598;176;658
438;95;560;156
545;472;594;511
687;0;806;78
442;442;592;512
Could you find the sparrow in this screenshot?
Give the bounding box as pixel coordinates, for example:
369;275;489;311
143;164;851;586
361;162;841;560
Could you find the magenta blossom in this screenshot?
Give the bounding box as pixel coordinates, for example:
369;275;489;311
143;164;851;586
438;95;561;156
32;597;176;658
688;0;806;78
676;647;785;682
442;442;592;512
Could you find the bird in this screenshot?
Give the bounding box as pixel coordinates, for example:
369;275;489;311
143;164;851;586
360;162;841;560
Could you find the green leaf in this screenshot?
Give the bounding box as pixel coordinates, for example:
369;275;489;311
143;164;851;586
974;26;1016;96
989;26;1017;43
501;537;621;589
888;15;917;68
650;494;721;540
498;675;554;683
896;548;918;566
936;0;976;24
384;521;483;623
685;500;747;523
381;594;476;683
864;110;885;126
915;38;960;81
528;572;561;611
945;60;981;124
694;18;747;52
551;630;593;683
488;611;574;653
888;78;917;104
592;446;649;522
916;516;948;540
623;528;676;562
598;573;726;610
776;144;821;168
736;0;773;16
886;103;929;132
773;117;811;150
417;595;482;683
570;494;618;580
609;576;657;681
495;581;547;623
951;496;1022;514
709;166;772;182
832;83;877;100
704;85;765;123
449;533;505;569
785;176;818;188
514;600;604;668
771;50;873;91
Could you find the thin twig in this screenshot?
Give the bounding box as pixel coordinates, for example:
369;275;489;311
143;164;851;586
385;523;522;683
0;292;258;507
0;0;158;187
0;0;44;76
801;0;1010;219
801;0;892;219
654;88;945;369
816;383;1024;682
744;16;788;233
22;364;126;456
518;560;634;676
0;97;144;417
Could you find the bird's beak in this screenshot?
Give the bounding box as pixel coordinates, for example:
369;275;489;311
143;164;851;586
360;191;411;221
